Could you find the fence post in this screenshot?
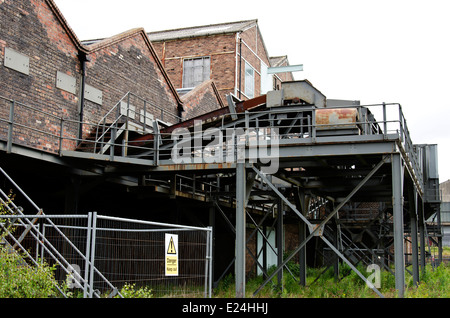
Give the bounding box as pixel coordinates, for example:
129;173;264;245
208;226;213;298
89;211;98;298
83;212;92;298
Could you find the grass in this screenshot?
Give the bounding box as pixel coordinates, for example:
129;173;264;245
213;262;450;298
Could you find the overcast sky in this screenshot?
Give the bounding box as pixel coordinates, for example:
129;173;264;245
54;0;450;182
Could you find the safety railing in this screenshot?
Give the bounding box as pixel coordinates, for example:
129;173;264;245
0;166;122;298
131;103;423;187
0;94;424;189
0;166;213;298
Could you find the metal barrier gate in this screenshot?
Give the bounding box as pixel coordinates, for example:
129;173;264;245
1;213;213;298
0;166;212;298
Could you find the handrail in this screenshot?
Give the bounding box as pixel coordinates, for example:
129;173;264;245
0;166;123;298
0;94;424;191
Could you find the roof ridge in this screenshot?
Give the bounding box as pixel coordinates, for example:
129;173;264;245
147;19;258;35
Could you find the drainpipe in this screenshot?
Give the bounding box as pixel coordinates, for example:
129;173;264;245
239;37;242;99
77;52;89;144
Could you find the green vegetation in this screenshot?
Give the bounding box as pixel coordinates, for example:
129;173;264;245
214;262;450;298
0;246;61;298
1;195;448;298
0;244;449;298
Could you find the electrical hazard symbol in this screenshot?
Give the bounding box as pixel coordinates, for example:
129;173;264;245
165;233;178;276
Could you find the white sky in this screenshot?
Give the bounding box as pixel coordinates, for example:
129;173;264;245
54;0;450;182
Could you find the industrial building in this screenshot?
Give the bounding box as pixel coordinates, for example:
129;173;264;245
0;0;442;298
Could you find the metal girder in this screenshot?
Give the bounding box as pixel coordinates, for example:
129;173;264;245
235;162;246;298
252;155;390;297
391;153;405;297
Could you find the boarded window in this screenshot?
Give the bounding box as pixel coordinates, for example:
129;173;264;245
182;57;210;88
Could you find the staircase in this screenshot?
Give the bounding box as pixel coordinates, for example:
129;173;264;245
76;122;127;155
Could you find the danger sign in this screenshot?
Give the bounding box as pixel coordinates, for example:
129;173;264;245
165;233;178;276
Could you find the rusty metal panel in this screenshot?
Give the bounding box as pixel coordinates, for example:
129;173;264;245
281;80;326;108
315;108;358;130
266;89;284;107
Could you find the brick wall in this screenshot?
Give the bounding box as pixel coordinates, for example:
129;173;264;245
83;29;181;132
152;33;237;103
237;25;271;100
180;80;224;120
0;0;181;154
0;0;81;153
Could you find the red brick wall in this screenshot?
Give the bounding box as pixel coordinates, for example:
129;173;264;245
180;80;224;120
152;24;290;106
0;0;181;154
84;31;181;129
152;33;237;103
238;25;271;100
0;0;81;153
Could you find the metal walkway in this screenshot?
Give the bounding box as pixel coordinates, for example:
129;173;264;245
0;80;441;298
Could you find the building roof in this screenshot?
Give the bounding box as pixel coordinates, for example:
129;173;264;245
147;19;258;42
269;55;290;67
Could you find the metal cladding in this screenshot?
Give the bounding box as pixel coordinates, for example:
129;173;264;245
267;80;326;108
316;108;359;131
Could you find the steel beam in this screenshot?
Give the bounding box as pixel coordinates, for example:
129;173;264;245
235;162;246;298
253;155;389;296
293;189;309;286
391;153;405;297
409;187;420;286
276;199;283;289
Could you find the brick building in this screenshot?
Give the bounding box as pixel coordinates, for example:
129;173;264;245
1;0;182;155
147;19;295;105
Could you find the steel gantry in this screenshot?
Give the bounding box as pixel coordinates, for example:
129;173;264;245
15;80;438;298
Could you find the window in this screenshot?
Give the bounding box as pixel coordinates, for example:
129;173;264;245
245;62;254;98
182;57;210;88
260;62;273;94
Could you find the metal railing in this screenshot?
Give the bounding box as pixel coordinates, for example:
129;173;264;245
0;166;121;298
0;166;213;298
0;94;424;190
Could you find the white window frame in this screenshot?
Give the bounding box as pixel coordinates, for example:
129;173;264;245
245;62;255;98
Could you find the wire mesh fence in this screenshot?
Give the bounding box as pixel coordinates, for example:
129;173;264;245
1;213;212;298
91;214;212;298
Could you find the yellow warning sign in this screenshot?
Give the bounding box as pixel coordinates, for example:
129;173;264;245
167;236;177;254
165;234;178;276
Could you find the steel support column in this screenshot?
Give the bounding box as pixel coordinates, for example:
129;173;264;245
276;199;283;289
409;188;420;286
235;162;246;298
419;206;427;274
294;189;309;286
391;153;405;297
253;156;388;297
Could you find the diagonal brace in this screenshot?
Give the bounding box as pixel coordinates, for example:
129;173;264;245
252;155;390;296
